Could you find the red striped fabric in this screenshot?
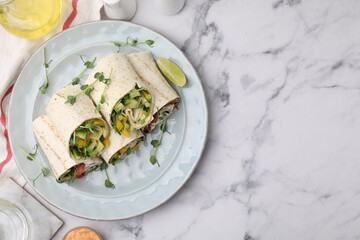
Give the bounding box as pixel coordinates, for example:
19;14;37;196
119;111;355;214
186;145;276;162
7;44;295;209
0;0;79;173
0;85;14;173
63;0;78;30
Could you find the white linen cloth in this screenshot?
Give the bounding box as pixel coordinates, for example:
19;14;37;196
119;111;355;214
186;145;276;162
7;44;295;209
0;0;103;177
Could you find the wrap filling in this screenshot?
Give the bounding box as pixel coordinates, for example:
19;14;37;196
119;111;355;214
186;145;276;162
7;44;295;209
145;99;178;132
57;159;101;183
109;137;144;165
111;86;153;137
69;118;109;159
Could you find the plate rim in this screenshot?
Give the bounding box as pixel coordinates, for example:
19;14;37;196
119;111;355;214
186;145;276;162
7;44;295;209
8;20;209;220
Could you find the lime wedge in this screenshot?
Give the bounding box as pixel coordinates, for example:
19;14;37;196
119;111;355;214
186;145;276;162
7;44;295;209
157;58;187;87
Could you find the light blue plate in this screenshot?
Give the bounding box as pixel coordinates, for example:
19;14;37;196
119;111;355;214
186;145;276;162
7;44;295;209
8;21;208;220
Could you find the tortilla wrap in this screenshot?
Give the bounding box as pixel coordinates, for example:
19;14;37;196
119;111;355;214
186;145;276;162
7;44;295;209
45;84;108;159
101;128;144;165
32;115;102;182
127;51;179;131
85;53;154;134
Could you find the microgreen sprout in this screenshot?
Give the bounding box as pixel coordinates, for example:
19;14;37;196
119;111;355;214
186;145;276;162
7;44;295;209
100;160;115;189
39;48;52;94
96;68;113;113
71;56;96;85
111;36;155;52
77;122;96;133
149;118;169;167
65;71;111;105
18;145;49;185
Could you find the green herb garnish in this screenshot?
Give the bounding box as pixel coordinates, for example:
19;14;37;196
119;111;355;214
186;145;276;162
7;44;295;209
18;145;49;184
39;48;52;94
65;71;110;105
149;119;169;167
71;56;96;85
100;160;115;189
111;36;155;52
95;68;113;113
78;122;96;132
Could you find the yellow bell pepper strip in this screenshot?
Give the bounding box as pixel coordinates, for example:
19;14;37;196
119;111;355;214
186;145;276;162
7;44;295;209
110;87;153;137
69;118;109;159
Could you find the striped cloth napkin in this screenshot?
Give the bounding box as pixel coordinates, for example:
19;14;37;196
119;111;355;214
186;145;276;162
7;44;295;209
0;0;103;176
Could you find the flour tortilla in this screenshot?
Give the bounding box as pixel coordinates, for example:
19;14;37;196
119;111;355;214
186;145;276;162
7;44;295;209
127;51;179;116
101;128;144;163
32;115;102;181
45;84;106;156
85;53;152;128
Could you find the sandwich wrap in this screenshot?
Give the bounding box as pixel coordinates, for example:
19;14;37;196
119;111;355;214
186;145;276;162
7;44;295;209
45;85;109;160
85;53;154;137
127;51;179;132
101;128;144;165
32;115;103;183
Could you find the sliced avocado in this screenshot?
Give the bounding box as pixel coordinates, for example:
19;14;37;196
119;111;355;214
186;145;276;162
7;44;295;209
87;140;97;153
90;141;104;156
102;125;109;138
129;90;141;99
114;101;124;113
116;114;123;122
141;90;152;102
122;96;131;106
70;148;81;160
125;99;139;108
89;128;102;140
75;130;88;140
141;111;149;119
83;147;88;157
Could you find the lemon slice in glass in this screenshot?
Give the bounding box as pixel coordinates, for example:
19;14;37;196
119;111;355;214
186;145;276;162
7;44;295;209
157;58;187;87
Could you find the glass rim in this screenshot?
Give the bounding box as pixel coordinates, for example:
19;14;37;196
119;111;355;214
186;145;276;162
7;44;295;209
0;198;30;240
0;0;14;4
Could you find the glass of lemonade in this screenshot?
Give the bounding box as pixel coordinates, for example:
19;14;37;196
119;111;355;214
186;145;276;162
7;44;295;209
0;0;62;39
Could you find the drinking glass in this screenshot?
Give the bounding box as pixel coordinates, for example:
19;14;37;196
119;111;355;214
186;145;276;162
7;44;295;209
0;198;30;240
0;0;61;39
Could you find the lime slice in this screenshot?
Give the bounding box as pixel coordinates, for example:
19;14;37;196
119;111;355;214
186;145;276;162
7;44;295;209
156;58;187;87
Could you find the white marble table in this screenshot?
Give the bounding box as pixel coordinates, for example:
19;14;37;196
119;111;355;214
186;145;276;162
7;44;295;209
3;0;360;239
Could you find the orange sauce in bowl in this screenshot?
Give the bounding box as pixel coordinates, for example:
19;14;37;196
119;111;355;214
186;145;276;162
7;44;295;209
64;227;101;240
